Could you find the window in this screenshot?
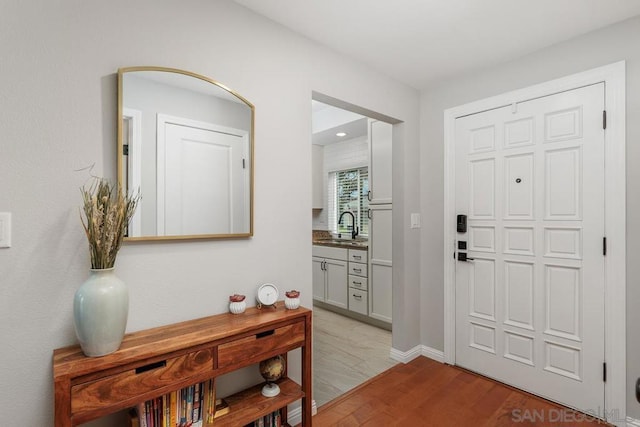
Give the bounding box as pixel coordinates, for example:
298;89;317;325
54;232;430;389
328;167;369;237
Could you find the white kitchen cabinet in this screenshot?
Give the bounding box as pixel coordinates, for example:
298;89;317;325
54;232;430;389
369;204;392;323
368;120;392;205
312;256;326;301
312;144;324;209
349;288;368;316
312;246;348;309
347;248;368;316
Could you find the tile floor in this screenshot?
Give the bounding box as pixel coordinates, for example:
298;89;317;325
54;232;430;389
312;305;397;408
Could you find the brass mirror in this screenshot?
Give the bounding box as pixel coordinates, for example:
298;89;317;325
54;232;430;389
118;66;254;241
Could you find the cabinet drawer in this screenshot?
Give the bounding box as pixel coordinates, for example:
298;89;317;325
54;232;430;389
348;262;367;277
348;249;367;263
71;348;213;413
218;321;305;368
313;245;348;260
349;275;368;291
349;289;368;315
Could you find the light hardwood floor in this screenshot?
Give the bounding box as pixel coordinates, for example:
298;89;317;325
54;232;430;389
313;306;397;408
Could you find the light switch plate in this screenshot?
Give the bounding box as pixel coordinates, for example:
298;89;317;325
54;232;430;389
410;213;421;229
0;212;11;248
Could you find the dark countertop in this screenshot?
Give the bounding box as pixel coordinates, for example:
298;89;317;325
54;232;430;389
312;239;368;250
312;229;368;249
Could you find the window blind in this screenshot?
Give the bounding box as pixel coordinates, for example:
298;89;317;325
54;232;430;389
328;167;369;237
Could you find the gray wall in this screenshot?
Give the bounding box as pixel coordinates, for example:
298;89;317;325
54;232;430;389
419;15;640;419
0;1;420;425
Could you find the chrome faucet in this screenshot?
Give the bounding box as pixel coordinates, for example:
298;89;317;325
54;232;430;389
338;211;359;239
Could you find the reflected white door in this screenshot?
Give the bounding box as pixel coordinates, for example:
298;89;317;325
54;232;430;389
157;115;247;235
455;84;605;412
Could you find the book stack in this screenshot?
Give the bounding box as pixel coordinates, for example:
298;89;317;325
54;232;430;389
245;410;284;427
130;379;230;427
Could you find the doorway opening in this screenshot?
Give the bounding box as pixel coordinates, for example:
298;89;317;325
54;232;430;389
310;92;398;408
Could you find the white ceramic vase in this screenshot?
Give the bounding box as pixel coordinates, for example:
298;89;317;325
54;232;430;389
73;268;129;357
229;300;246;314
285;297;300;310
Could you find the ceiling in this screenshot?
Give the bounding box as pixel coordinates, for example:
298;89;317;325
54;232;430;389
311;100;367;145
233;0;640;90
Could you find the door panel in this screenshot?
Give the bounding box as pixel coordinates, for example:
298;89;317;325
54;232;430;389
157;116;248;235
455;83;605;413
325;258;348;309
312;257;325;302
368;120;392;204
369;205;392;323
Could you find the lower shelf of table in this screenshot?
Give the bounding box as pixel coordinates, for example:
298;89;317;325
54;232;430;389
210;377;303;427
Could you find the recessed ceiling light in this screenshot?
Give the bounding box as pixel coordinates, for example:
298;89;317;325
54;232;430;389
336;132;347;137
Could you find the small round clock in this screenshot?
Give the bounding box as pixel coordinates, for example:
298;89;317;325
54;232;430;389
256;283;279;309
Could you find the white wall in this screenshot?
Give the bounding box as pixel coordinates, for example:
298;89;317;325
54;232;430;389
419;15;640;419
0;1;420;425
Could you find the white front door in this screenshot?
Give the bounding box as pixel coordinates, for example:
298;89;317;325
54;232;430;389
455;83;605;412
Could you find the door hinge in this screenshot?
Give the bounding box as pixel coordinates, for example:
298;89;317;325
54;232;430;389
603;237;607;256
603;362;607;382
123;144;129;156
603;110;607;130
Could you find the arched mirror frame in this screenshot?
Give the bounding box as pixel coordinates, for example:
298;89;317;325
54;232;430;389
117;66;255;241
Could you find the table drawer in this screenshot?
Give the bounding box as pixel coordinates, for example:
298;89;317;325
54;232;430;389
349;275;368;291
349;289;368;315
71;348;213;413
218;321;305;368
348;262;367;277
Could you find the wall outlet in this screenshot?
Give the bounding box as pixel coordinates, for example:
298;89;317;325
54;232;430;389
0;212;11;248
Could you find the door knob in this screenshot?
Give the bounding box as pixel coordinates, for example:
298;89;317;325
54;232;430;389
457;252;474;262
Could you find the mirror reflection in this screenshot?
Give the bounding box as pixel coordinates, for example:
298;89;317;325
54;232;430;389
118;67;254;240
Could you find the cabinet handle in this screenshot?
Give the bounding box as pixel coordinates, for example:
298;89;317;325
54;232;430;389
353;268;362;273
322;261;326;270
352;281;362;285
367;209;372;220
256;329;275;339
353;294;362;300
135;360;167;374
353;255;362;260
367;191;372;202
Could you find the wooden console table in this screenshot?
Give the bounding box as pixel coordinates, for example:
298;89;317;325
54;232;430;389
53;303;312;426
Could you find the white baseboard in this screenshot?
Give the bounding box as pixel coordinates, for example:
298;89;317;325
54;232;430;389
390;345;445;364
288;400;317;425
390;345;421;363
627;416;640;427
421;345;445;363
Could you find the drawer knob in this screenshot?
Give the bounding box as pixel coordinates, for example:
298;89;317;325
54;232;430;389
135;360;167;374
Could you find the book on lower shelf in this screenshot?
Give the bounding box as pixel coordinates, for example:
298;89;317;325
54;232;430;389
245;410;284;427
131;379;219;427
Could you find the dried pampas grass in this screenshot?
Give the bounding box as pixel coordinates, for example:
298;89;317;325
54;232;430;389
80;178;139;269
